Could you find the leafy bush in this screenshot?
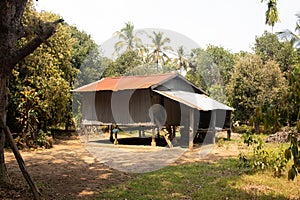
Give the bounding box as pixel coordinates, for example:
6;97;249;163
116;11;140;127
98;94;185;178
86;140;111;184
14;130;52;149
36;130;52;149
232;124;253;134
284;127;300;180
228;54;287;129
239;130;288;177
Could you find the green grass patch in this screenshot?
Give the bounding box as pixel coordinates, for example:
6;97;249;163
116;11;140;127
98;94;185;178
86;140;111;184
97;156;300;200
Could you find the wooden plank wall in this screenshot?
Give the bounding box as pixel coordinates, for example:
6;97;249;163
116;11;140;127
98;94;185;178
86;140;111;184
93;89;153;124
82;89;231;130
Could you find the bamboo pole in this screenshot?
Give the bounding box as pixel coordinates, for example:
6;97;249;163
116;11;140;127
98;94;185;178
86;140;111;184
211;110;217;144
0;118;41;200
189;108;194;150
160;129;173;148
151;128;156;146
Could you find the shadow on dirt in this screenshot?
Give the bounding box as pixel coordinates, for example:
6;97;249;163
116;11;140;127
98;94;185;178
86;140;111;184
2;138;133;200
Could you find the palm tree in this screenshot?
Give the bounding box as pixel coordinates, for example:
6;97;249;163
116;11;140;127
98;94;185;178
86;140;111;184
148;31;173;68
261;0;280;32
277;13;300;48
173;46;190;74
114;22;143;53
136;44;151;64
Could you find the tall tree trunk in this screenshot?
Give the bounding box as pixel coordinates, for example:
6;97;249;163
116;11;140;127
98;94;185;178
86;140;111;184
0;1;63;197
0;73;9;182
0;129;8;183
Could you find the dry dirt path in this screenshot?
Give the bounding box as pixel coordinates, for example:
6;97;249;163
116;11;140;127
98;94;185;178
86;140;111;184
1;134;242;199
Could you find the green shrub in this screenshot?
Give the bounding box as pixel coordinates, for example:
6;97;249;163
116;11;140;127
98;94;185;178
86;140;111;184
284;127;300;180
239;129;288;177
233;124;253;134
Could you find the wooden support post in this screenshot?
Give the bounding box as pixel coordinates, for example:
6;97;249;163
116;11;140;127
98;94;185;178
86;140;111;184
113;125;118;145
95;125;99;135
84;125;89;145
211;110;217;144
161;129;173;148
227;111;232;141
157;129;160;138
114;132;118;145
227;129;231;141
109;125;113;143
151;128;156;146
189;108;194;150
138;129;142;138
172;125;176;136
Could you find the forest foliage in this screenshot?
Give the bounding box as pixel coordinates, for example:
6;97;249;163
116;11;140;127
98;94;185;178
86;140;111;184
7;1;300;164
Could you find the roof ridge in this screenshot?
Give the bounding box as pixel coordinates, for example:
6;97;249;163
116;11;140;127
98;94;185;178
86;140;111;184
103;72;177;79
72;72;187;92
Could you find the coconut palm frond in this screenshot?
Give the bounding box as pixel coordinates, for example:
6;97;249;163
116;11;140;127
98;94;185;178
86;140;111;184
161;37;171;44
163;46;173;52
295;12;300;23
277;29;300;48
277;29;295;40
291;37;300;48
162;52;171;62
113;31;122;38
114;41;126;52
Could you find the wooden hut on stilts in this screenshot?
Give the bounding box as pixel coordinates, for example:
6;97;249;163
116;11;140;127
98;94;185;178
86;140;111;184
72;73;233;150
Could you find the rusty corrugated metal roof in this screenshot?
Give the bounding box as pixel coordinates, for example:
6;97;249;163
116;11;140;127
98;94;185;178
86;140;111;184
72;73;176;92
154;90;234;111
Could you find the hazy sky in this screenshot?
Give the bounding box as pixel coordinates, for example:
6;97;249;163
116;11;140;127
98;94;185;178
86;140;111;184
35;0;300;53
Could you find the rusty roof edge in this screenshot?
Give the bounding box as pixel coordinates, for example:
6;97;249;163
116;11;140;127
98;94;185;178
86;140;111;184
100;73;177;92
72;73;204;93
71;79;104;92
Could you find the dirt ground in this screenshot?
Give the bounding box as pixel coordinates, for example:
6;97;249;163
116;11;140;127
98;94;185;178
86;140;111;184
1;133;242;200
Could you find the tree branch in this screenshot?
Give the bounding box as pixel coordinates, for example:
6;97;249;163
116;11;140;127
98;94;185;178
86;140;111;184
10;19;64;68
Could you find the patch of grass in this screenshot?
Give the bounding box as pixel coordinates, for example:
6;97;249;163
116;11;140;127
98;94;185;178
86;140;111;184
237;170;299;199
233;124;253;134
97;156;300;200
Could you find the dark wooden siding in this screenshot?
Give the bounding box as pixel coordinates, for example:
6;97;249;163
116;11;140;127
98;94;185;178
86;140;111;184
129;89;152;123
82;92;98;121
82;88;231;129
92;89;153;124
198;110;232;129
95;91;114;123
163;95;181;125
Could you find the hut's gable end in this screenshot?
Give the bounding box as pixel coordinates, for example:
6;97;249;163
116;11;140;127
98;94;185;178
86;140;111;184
153;76;204;94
